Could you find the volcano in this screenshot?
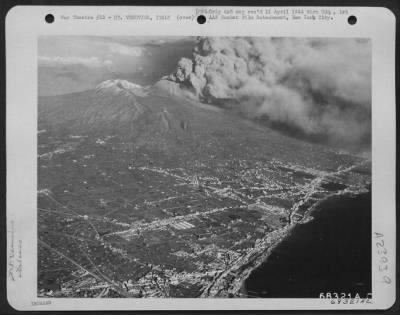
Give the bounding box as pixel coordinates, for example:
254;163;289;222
37;79;370;298
38;78;344;165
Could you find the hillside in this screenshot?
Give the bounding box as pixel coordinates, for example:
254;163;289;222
37;79;370;298
38;79;354;168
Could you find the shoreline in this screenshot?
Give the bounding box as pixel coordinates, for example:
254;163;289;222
204;188;370;298
233;224;295;297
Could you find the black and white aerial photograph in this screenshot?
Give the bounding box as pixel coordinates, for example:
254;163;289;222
37;36;372;299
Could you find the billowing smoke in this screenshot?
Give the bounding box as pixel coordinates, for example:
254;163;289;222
166;37;371;149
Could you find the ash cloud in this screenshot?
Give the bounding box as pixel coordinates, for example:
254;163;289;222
166;37;371;149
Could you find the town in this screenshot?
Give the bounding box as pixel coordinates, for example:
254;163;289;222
37;131;371;298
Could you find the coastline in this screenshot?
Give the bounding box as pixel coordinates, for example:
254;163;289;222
233;224;295;297
203;188;370;298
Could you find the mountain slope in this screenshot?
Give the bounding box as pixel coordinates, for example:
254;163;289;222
37;79;370;298
38;79;354;169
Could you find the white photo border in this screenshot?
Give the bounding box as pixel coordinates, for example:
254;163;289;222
6;5;396;310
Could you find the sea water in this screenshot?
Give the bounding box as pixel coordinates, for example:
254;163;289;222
243;191;371;298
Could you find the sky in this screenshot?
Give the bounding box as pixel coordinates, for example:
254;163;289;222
38;36;371;150
167;37;371;149
38;36;195;96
